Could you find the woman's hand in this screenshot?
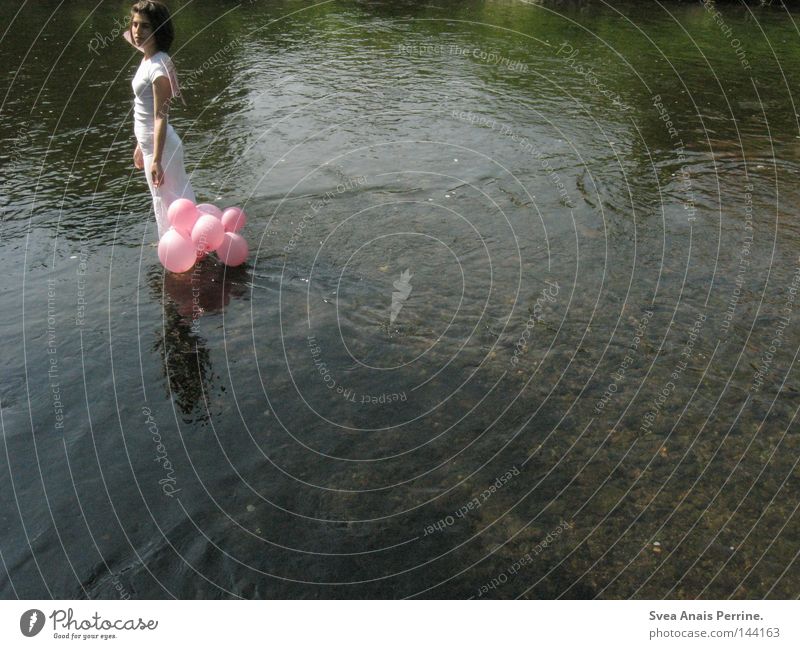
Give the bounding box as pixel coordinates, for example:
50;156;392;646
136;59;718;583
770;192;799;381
133;144;144;170
150;160;164;188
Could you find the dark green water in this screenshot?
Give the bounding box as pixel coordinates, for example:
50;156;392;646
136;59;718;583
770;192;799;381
2;0;800;598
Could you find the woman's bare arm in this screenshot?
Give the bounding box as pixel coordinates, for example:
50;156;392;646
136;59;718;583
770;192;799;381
150;75;172;187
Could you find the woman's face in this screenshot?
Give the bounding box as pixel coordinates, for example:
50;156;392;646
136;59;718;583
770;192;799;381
130;12;154;50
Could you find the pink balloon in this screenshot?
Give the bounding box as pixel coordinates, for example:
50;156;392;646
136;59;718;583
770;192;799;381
167;198;198;234
216;232;248;267
221;207;247;233
158;228;196;273
191;213;225;252
196;203;223;219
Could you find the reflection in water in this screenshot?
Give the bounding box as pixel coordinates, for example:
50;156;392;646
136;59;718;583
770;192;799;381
150;259;248;419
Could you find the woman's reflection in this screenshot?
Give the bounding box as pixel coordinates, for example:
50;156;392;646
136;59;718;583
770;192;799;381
149;258;248;420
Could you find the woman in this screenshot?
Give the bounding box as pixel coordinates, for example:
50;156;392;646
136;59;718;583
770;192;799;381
126;1;195;238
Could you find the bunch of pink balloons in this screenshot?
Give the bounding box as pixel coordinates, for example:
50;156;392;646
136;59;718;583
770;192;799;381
157;199;249;273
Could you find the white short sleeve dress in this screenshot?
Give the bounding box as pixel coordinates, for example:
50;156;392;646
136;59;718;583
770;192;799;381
132;51;195;237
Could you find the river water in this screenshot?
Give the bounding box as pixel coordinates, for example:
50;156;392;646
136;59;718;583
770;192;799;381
2;0;800;598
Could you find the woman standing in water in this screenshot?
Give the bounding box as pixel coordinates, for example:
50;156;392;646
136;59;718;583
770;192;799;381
126;1;195;237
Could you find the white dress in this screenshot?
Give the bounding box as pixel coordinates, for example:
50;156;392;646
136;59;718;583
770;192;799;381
132;51;195;237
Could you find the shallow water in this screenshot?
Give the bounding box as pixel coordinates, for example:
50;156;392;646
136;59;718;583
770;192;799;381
2;0;800;598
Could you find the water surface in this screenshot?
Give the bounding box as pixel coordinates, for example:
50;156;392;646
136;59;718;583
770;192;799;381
2;0;800;598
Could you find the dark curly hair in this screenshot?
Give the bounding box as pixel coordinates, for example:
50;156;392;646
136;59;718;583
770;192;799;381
129;1;174;53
